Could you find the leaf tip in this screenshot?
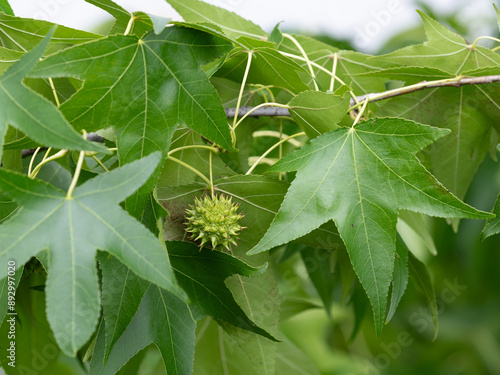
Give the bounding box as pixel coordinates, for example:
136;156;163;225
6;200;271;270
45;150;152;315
374;319;384;337
415;9;431;21
246;247;261;256
253;262;268;276
432;327;439;341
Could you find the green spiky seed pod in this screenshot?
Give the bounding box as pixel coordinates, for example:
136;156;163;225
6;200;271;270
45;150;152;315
185;194;245;251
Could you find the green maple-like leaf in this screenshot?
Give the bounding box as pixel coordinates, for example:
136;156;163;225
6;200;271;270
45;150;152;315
378;11;500;75
0;152;185;356
31;26;233;156
249;117;492;334
0;28;107;159
90;285;196;375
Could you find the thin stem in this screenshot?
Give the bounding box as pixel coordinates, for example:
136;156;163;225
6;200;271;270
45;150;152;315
66;132;88;199
280;51;358;103
233;102;290;131
29;149;67;179
209;150;214;198
492;45;500;52
231;51;253;146
329;53;338;92
167;145;219;156
28;147;41;176
265;87;276;102
167;156;211;186
352;99;369;127
48;78;60;108
252;130;303;147
41;147;52;162
31;147;54;177
258;88;268;102
91;155;109;172
470;36;500;49
250;85;276;103
248;84;295;97
124;16;135;36
247;156;276;166
283;33;319;91
282;52;338;79
247;85;272;103
246;132;305;175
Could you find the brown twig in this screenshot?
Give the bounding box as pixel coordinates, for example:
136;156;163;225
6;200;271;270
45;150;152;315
224;75;500;118
17;75;500;158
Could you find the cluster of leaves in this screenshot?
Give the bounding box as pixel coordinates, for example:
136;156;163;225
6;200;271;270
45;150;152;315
0;0;499;374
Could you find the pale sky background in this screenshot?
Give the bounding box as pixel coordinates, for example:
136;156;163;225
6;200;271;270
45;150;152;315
9;0;500;53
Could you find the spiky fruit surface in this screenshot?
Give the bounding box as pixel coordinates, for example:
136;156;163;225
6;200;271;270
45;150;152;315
185;194;244;251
